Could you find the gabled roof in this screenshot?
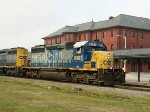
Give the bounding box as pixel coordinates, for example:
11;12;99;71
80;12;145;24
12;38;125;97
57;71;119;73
75;21;95;32
43;14;150;39
43;21;94;38
92;14;150;30
46;26;77;38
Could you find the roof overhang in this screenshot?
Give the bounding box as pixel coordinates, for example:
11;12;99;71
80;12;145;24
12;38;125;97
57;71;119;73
112;48;150;59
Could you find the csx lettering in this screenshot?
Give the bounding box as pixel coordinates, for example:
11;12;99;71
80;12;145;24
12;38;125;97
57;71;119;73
103;60;111;66
19;56;27;59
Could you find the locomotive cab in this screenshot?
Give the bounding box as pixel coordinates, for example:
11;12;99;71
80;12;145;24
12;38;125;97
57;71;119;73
70;40;107;69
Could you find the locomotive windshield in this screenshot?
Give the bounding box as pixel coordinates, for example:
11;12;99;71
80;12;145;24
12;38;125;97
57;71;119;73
84;46;104;52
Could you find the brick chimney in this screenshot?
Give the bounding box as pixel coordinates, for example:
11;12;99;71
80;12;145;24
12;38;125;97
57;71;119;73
109;16;114;20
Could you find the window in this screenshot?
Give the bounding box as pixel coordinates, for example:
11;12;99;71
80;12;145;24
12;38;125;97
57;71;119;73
55;38;57;44
111;44;114;50
84;34;87;40
64;35;67;41
102;32;106;38
57;38;60;44
48;39;51;44
84;34;89;41
111;29;114;37
140;32;144;39
85;34;88;40
148;63;150;70
78;34;81;41
123;30;126;37
44;40;48;45
60;37;62;43
77;48;81;54
131;31;135;38
51;39;52;44
149;33;150;40
96;32;99;40
68;35;71;41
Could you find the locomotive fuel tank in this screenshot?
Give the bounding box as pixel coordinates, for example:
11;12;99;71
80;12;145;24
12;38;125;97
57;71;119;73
39;71;67;80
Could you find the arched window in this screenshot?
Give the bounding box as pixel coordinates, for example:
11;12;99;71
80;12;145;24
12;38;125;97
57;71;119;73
111;44;114;50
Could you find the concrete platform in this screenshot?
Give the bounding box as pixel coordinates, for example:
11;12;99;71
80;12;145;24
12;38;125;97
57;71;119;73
126;72;150;85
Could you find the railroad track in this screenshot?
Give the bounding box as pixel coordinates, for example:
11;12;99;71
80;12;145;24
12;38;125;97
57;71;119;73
1;75;150;92
114;83;150;92
60;80;150;92
62;81;150;92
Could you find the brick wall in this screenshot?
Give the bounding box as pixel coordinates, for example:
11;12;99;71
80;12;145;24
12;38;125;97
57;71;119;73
43;27;150;72
44;28;150;49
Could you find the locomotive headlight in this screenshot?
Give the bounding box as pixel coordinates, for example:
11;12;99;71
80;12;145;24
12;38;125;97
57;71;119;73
110;67;113;69
107;54;110;59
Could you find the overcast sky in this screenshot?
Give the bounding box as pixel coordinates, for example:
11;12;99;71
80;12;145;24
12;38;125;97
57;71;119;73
0;0;150;50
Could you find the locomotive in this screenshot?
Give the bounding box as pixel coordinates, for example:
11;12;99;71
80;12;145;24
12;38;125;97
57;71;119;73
0;40;125;85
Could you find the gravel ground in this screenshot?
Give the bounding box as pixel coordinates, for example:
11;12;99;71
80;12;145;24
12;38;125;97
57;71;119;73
54;81;150;97
2;76;150;97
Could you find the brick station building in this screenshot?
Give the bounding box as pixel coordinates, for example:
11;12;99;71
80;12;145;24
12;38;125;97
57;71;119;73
43;14;150;72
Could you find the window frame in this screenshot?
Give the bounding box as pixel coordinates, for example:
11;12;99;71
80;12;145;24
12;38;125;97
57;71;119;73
78;34;81;41
140;31;144;39
55;38;57;44
123;30;126;37
102;31;106;38
64;35;67;41
68;35;71;41
96;32;99;40
84;34;87;40
131;31;135;38
148;33;150;40
111;29;114;37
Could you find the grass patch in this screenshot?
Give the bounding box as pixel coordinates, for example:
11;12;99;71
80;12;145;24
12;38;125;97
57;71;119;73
0;76;150;112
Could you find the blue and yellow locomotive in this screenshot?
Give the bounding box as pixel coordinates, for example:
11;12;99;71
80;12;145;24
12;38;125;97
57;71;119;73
0;40;125;85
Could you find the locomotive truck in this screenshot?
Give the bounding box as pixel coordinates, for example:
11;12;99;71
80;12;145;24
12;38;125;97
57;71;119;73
0;40;125;85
